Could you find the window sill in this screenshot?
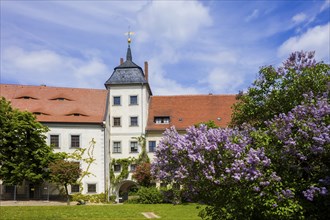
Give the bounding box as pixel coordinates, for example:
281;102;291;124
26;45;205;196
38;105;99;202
130;152;139;154
112;152;122;154
129;125;139;127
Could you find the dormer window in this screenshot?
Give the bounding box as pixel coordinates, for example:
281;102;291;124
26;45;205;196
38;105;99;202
50;97;71;101
16;96;37;100
33;112;49;116
66;113;87;117
154;116;170;124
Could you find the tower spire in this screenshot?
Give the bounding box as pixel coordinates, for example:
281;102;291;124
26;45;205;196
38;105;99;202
125;26;134;61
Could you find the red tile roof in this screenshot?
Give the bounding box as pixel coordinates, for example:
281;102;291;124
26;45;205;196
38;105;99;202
0;84;107;124
146;94;237;131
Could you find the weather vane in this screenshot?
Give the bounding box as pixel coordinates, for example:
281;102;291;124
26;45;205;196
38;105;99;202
125;26;135;45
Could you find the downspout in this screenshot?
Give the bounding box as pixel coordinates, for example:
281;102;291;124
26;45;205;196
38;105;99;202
103;89;110;201
141;83;144;135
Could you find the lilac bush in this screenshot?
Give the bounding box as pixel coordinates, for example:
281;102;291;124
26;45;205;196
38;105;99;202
152;125;302;219
264;92;330;218
152;92;329;219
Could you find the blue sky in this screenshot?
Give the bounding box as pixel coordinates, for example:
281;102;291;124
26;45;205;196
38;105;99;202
1;0;329;95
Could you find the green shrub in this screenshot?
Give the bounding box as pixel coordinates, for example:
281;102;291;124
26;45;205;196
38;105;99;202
137;187;163;204
109;195;116;202
124;196;139;204
71;193;107;203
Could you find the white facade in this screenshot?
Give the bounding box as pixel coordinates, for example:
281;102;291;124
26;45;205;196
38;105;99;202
108;85;150;162
45;123;106;194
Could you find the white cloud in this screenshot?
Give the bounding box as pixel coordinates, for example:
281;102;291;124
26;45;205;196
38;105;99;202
320;0;330;12
147;57;201;95
245;9;259;22
137;1;212;44
278;23;330;61
1;47;109;88
204;68;244;94
292;13;307;23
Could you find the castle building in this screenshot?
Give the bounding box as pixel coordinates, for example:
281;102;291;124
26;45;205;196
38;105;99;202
0;41;237;201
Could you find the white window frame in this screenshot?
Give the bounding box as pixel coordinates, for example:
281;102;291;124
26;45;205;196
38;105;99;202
87;183;97;193
113;96;121;106
113;141;121;153
154;117;170;124
130;116;138;127
49;134;61;149
130;141;139;153
148;141;156;152
70;134;81;148
129;95;138;105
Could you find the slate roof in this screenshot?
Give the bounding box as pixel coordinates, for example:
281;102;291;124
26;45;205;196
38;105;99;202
105;46;148;86
146;94;237;131
0;84;107;124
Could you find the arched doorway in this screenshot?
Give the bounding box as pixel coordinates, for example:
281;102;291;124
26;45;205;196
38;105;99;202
116;180;138;203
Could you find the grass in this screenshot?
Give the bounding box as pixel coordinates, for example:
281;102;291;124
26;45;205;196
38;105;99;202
0;203;203;220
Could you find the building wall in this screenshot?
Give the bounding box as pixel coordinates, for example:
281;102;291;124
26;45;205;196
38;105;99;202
44;123;105;194
107;84;151;188
108;85;150;160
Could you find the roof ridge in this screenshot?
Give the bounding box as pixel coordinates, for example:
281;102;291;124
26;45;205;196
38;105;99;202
1;83;107;92
152;94;237;98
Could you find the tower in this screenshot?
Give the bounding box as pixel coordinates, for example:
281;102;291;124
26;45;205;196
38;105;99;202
104;34;152;200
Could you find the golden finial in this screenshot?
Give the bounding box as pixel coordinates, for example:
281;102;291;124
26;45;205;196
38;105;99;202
125;26;134;45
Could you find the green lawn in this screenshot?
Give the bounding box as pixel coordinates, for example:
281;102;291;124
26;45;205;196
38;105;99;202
0;203;203;220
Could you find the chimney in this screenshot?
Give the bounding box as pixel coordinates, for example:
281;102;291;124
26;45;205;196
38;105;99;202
120;58;124;65
144;61;148;81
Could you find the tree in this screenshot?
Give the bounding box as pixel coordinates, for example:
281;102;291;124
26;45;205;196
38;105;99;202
231;51;330;128
132;162;152;187
49;158;81;205
261;92;330;218
152;52;329;219
134;135;150;164
152;125;302;219
0;98;53;185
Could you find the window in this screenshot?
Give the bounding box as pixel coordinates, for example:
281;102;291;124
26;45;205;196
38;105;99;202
113;117;121;127
130;164;136;172
130;141;138;153
87;184;96;193
130;95;138;105
71;135;80;148
130;117;138;126
71;184;80;193
154;116;170;124
114;164;121;172
50;135;60;148
149;141;156;152
113;141;121;153
113;96;121;105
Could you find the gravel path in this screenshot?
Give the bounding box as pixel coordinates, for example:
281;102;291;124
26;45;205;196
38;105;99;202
0;200;68;206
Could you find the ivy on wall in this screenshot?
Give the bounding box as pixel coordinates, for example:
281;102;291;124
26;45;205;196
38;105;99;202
67;138;96;192
109;135;150;188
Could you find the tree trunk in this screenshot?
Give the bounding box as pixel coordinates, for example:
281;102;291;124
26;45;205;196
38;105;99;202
64;183;70;205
